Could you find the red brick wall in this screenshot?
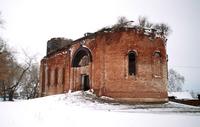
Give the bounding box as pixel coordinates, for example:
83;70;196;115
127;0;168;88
39;29;168;102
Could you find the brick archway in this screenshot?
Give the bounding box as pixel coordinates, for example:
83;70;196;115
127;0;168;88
72;47;92;67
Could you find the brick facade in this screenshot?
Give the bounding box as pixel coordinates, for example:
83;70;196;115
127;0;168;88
39;28;168;103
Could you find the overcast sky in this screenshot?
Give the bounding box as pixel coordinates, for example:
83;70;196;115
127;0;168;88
0;0;200;91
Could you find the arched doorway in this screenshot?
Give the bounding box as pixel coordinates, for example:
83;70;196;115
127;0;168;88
72;47;92;91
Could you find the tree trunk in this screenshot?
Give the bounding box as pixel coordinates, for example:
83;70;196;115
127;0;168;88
8;90;14;101
3;92;6;101
32;82;39;98
3;81;6;101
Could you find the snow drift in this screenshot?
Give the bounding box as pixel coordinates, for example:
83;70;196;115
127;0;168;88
168;92;194;99
0;91;200;127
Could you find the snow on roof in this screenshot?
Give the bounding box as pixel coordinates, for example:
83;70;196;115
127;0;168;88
168;92;194;100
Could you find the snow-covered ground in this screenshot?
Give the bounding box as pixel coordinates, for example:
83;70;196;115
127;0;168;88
168;91;194;99
0;91;200;127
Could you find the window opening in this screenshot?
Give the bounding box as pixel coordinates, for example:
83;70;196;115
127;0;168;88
128;51;136;75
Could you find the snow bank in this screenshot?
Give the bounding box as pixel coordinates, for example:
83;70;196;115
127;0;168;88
0;91;200;127
168;92;194;99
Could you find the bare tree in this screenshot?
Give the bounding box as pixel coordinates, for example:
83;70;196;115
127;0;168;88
0;40;9;79
0;12;7;101
168;69;185;92
138;16;147;28
0;13;8;81
0;45;34;101
153;23;171;37
137;16;170;38
0;13;39;101
0;39;14;101
19;63;39;99
138;16;153;29
112;16;133;29
6;55;33;101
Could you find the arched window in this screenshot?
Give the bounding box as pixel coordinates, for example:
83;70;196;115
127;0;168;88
128;51;136;75
72;47;92;67
153;51;162;77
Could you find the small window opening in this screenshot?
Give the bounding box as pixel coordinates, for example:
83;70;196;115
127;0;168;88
153;51;162;77
62;68;65;85
154;52;161;57
47;68;51;86
55;68;58;86
128;51;136;75
42;67;45;92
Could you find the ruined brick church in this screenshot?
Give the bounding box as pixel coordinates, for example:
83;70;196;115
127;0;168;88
39;26;168;102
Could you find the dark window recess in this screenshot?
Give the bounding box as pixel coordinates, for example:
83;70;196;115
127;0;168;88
42;67;45;92
55;68;58;86
48;68;51;86
128;51;136;75
62;68;65;85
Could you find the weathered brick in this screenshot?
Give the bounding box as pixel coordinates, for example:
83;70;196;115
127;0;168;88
39;28;168;103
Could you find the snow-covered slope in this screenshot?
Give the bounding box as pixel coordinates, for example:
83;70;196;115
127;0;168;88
0;91;200;127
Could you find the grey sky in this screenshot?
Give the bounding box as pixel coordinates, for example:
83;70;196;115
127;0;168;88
0;0;200;91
